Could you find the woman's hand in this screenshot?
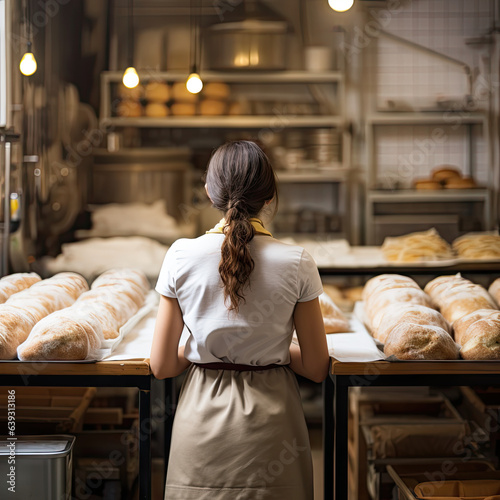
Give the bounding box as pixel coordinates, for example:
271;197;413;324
289;298;330;383
150;295;192;379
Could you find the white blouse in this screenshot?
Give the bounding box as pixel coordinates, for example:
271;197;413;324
155;234;323;365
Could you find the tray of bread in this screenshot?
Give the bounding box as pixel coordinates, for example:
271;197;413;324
355;273;500;361
0;269;156;362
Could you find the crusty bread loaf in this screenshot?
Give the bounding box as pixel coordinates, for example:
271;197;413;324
144;82;170;103
0;273;41;303
373;304;450;344
18;308;104;361
488;278;500;307
384;323;458;360
0;273;88;359
362;274;418;301
144;103;169;117
459;315;500;360
319;293;349;334
453;309;499;345
17;269;150;360
440;291;497;324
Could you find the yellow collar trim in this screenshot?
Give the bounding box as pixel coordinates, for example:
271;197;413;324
206;218;272;237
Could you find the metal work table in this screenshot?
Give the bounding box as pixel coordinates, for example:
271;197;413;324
322;360;500;500
0;359;174;500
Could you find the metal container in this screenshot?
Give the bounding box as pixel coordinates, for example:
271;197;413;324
207;19;288;70
91;148;192;220
0;434;75;499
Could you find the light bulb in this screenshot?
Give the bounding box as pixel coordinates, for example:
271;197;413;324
328;0;354;12
122;67;139;89
19;52;37;76
186;73;203;94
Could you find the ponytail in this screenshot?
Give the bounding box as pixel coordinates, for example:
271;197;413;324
219;205;255;312
205;140;278;313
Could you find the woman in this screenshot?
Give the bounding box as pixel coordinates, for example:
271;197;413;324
151;140;329;500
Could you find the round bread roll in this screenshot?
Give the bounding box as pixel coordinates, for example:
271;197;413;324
171;82;198;103
144;82;170;103
145;103;169;117
116;100;142;118
444;177;476;189
116;83;143;101
453;309;500;345
489;278;500;307
460;315;500;360
384;323;458;360
414;179;442;190
440;291;497;324
203;82;230;100
200;99;226;116
171;103;196;116
431;166;461;182
362;274;418;301
373;304;450;344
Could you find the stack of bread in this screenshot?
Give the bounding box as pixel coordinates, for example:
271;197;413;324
362;274;458;360
413;166;477;190
17;269;150;361
0;273;41;303
200;82;230;116
144;81;170;118
425;274;499;360
0;273;89;359
319;293;350;334
116;83;143;118
382;228;454;263
171;82;198;116
452;233;500;260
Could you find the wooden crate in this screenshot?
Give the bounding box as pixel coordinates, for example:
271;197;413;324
0;386;96;433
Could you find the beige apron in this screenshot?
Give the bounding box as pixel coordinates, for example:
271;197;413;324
164;364;314;500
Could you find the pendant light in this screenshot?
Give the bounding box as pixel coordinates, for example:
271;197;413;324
186;0;203;94
328;0;354;12
19;0;37;76
122;0;139;89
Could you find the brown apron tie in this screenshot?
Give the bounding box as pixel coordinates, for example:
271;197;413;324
195;362;285;371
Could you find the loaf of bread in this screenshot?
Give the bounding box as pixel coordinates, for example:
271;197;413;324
382;229;454;262
144;103;169;117
431;166;461;182
200;99;226;116
0;273;88;359
414;179;442;190
171;82;198;103
319;293;349;334
362;274;419;301
453;309;499;345
384;323;459;360
144;82;170;103
444;177;476;189
170;103;196;116
489;278;500;307
203;82;230;100
453;234;500;260
116;100;142;118
373;304;450;344
459;312;500;360
116;83;143;101
0;273;41;303
17;269;150;360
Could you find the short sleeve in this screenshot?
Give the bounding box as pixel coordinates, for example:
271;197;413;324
155;242;178;298
296;249;323;302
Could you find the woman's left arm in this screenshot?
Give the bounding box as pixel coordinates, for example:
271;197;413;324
150;295;191;379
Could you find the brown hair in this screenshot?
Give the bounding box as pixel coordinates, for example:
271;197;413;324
205;141;278;312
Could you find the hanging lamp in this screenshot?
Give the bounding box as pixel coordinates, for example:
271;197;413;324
186;0;203;94
122;0;139;89
328;0;354;12
19;0;37;76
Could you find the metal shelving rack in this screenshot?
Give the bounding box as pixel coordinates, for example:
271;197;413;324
99;69;355;241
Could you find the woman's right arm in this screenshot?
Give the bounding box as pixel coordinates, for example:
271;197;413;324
290;297;330;383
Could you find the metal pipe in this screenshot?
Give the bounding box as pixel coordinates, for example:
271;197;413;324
378;29;474;96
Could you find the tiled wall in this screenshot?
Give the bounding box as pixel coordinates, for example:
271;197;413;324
369;0;494;186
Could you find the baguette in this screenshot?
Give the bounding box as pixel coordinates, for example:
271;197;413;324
0;273;88;359
18;269;150;360
0;273;41;303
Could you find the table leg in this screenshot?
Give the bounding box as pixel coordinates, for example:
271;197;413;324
164;377;176;486
139;386;152;500
333;376;349;500
323;376;334;500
